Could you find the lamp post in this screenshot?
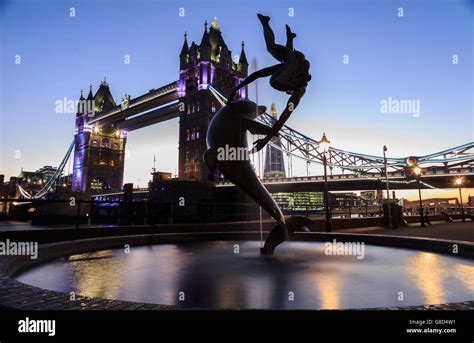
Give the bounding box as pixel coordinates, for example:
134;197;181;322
319;133;332;232
413;165;425;227
383;145;392;228
455;177;465;222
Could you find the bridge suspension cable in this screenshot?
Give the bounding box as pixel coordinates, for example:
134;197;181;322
208;85;474;174
17;141;75;199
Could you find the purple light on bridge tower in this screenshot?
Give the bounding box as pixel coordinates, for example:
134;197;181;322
210;64;215;86
239;78;246;99
198;61;210;90
178;71;187;97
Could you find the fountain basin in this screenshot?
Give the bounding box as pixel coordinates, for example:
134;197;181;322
13;237;474;310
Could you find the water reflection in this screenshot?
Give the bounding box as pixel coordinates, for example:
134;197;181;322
119;244;187;304
67;250;123;299
406;252;447;305
15;241;474;309
314;274;342;309
454;263;474;293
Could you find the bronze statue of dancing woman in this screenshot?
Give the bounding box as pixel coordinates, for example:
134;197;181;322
227;13;311;152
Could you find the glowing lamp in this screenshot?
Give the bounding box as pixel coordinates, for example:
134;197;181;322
318;132;331;153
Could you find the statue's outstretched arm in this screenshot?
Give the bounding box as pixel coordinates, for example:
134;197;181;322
243;119;275;136
272;87;306;133
227;64;283;103
252;87;306;152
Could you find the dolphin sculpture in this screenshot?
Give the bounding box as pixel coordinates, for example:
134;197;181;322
203;100;312;255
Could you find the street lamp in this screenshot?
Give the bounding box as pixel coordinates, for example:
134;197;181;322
413;165;425;227
383;145;392;228
319;133;332;232
455;177;465;222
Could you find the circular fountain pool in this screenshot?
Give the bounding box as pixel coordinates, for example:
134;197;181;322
15;241;474;309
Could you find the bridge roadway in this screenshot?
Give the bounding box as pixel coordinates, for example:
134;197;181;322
87;81;180;131
216;168;474;192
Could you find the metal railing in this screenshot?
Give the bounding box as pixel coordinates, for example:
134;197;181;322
2;198;470;230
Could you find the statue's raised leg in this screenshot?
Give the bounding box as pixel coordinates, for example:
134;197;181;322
285;25;296;51
257;14;289;62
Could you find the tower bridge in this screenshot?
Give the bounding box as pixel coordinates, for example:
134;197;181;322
17;19;474;199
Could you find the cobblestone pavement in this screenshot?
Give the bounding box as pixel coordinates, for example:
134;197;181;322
0;274;189;310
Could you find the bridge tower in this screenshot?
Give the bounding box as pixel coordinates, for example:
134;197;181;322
71;81;127;193
178;18;248;181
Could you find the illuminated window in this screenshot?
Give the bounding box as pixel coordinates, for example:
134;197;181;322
101;138;110;148
185;150;191;165
109;160;115;167
92;140;98;147
113;143;119;150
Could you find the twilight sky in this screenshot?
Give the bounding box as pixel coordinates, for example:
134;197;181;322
0;0;473;199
